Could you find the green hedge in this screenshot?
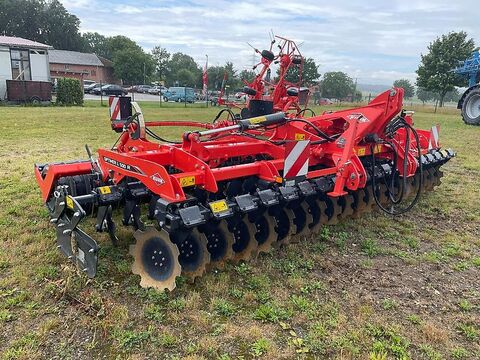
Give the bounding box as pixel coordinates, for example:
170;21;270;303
56;78;83;106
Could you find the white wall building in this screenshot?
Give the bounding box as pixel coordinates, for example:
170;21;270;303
0;36;51;100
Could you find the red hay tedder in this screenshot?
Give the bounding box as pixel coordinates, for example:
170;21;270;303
216;35;310;118
35;38;454;292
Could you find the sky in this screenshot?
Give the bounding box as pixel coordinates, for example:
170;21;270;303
62;0;479;85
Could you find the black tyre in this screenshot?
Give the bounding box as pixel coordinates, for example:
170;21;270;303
240;107;250;119
292;55;303;65
261;50;275;62
30;96;41;104
102;91;107;96
243;86;257;96
462;88;480;125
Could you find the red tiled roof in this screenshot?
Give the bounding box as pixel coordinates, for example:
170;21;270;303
0;36;52;49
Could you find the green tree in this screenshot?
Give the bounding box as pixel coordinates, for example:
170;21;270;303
207;66;226;90
435;88;460;103
224;61;239;89
107;35;142;59
105;35;153;84
320;71;354;100
416;31;475;107
416;87;434;105
0;0;44;41
393;79;415;99
151;46;170;83
41;0;84;50
0;0;84;50
239;69;257;84
113;48;154;85
166;52;201;87
281;57;320;86
175;69;196;87
82;32;109;58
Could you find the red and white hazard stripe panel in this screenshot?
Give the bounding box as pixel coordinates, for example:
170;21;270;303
428;124;440;150
109;96;121;120
284;140;310;180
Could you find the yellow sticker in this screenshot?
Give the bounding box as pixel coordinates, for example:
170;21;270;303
98;186;111;195
374;144;382;153
180;176;195;187
249;115;267;124
66;196;74;209
356;147;366;156
295;133;306;140
209;200;228;214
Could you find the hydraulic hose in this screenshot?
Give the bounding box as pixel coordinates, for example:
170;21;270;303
371;116;423;215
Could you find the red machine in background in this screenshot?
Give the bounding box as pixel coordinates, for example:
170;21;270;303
216;36;311;119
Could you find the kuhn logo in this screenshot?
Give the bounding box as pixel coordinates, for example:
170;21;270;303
347;113;369;123
150;173;165;186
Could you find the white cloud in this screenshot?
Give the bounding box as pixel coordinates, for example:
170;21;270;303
62;0;479;85
114;5;142;14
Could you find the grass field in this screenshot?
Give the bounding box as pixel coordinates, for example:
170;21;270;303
0;102;479;359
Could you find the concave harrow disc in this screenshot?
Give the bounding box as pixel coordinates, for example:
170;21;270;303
171;228;210;281
250;213;277;254
269;205;296;247
351;189;369;219
305;198;327;234
338;194;355;220
290;201;314;239
201;220;234;269
323;197;342;225
229;217;258;262
130;226;181;292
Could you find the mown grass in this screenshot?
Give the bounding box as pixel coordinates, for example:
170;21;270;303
0;101;479;359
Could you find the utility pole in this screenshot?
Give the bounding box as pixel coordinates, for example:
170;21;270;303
143;63;146;85
352;77;358;102
205;54;208;108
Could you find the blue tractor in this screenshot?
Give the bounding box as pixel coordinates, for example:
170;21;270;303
454;50;480;125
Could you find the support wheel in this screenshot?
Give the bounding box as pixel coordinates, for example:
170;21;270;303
130;226;181;291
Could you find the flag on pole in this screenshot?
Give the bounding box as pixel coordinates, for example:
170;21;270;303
203;55;208;97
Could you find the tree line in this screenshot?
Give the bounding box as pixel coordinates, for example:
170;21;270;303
0;1;476;103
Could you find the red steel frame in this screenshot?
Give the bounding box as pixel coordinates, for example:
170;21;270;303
36;88;439;205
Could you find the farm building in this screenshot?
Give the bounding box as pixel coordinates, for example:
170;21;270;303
0;36;51;101
49;50;116;85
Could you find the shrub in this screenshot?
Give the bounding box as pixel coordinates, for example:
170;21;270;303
56;78;83;106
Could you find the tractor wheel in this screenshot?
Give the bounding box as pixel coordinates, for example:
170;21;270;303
462;88;480;125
